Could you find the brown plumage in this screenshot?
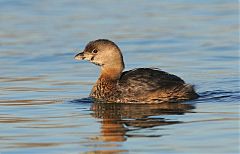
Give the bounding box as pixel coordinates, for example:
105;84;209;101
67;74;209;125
74;39;199;103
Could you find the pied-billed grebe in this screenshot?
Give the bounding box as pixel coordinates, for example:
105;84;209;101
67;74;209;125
74;39;199;103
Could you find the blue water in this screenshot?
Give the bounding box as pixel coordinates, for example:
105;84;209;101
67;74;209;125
0;0;239;153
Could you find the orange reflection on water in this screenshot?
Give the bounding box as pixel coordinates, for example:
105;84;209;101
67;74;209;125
91;102;194;142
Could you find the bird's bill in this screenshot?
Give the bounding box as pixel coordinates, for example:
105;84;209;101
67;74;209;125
74;52;85;60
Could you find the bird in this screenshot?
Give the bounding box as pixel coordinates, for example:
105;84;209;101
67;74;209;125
74;39;199;103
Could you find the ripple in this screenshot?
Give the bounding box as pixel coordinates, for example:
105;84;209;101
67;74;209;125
2;87;65;92
197;90;240;102
70;97;93;104
0;99;59;106
0;115;40;123
0;76;46;82
7;142;63;148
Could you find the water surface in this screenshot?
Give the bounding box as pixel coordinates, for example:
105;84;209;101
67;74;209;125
0;0;239;153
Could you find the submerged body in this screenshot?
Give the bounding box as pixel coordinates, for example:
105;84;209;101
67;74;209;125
75;39;199;103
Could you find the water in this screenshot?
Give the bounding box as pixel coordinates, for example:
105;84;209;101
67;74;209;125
0;0;239;153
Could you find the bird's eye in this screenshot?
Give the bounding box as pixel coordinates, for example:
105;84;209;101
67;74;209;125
92;49;98;53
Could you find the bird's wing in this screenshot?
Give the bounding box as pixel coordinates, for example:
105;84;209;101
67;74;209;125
117;68;185;98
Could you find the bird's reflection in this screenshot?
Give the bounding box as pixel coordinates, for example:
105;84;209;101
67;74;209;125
90;101;195;142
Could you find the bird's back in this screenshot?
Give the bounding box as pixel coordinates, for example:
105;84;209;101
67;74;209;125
117;68;198;103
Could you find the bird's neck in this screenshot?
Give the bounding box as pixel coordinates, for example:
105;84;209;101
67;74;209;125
90;61;124;101
100;64;124;81
90;67;122;101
